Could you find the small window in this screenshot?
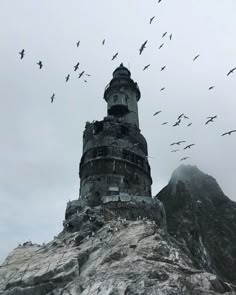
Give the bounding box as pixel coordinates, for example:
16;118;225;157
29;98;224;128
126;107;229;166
113;95;118;103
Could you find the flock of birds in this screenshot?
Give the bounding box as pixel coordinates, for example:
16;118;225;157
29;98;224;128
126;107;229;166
18;46;92;103
17;2;235;164
152;110;235;161
134;10;236;162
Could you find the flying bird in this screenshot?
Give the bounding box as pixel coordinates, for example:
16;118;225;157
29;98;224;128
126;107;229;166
153;111;161;116
162;122;168;125
112;53;118;60
76;41;80;47
205;115;217;125
193;54;200;61
150;16;155;24
184;144;195;150
159;43;164;49
78;71;85;78
162;32;167;38
227;67;236;76
19;49;25;59
221;130;236;136
37;61;43;69
161;66;166;71
158;0;162;2
139;40;148;55
183;115;189;119
74;62;80;71
171;150;179;152
143;64;150;71
208;86;215;90
170;140;185;146
84;80;87;83
86;74;91;77
169;34;173;40
65;74;70;82
102;39;105;45
181;157;189;161
160;87;165;91
187;123;192;127
51;93;55;103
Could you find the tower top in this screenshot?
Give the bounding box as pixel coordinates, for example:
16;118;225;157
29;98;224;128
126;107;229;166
104;64;141;102
112;63;131;78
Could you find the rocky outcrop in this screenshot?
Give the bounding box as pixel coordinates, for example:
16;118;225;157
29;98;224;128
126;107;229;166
156;165;236;285
1;219;235;295
1;165;236;294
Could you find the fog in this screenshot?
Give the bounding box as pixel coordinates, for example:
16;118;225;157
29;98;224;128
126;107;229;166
0;0;235;262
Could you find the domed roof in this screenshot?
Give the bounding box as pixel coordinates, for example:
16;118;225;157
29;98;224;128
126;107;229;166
113;63;131;78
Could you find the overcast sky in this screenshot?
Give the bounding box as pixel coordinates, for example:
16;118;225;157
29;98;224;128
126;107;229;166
0;0;236;262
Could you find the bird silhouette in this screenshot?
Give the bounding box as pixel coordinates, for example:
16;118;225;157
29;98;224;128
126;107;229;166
162;122;168;125
227;67;236;76
84;80;87;83
162;32;167;38
86;74;91;77
51;93;55;103
181;157;189;161
139;40;148;55
169;34;173;40
187;122;192;127
112;53;118;60
158;0;162;2
183;115;189;119
161;66;166;71
193;54;200;61
65;74;70;82
153;111;161;116
19;49;25;59
150;16;155;24
78;71;85;78
171;150;179;152
205;115;217;125
159;43;164;49
208;86;215;90
221;130;236;136
37;61;43;69
160;87;165;91
76;41;80;47
74;62;80;71
143;64;150;71
184;144;195;150
102;39;105;45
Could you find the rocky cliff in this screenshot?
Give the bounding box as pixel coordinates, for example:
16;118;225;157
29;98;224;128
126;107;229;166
0;165;236;295
157;165;236;285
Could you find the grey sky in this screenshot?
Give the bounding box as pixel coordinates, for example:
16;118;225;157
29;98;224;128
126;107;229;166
0;0;236;262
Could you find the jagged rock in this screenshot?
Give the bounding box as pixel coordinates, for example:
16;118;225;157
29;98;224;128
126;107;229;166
1;165;236;294
1;218;236;294
156;164;236;285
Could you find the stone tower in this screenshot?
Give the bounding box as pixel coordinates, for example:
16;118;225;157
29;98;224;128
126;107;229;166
79;64;152;208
